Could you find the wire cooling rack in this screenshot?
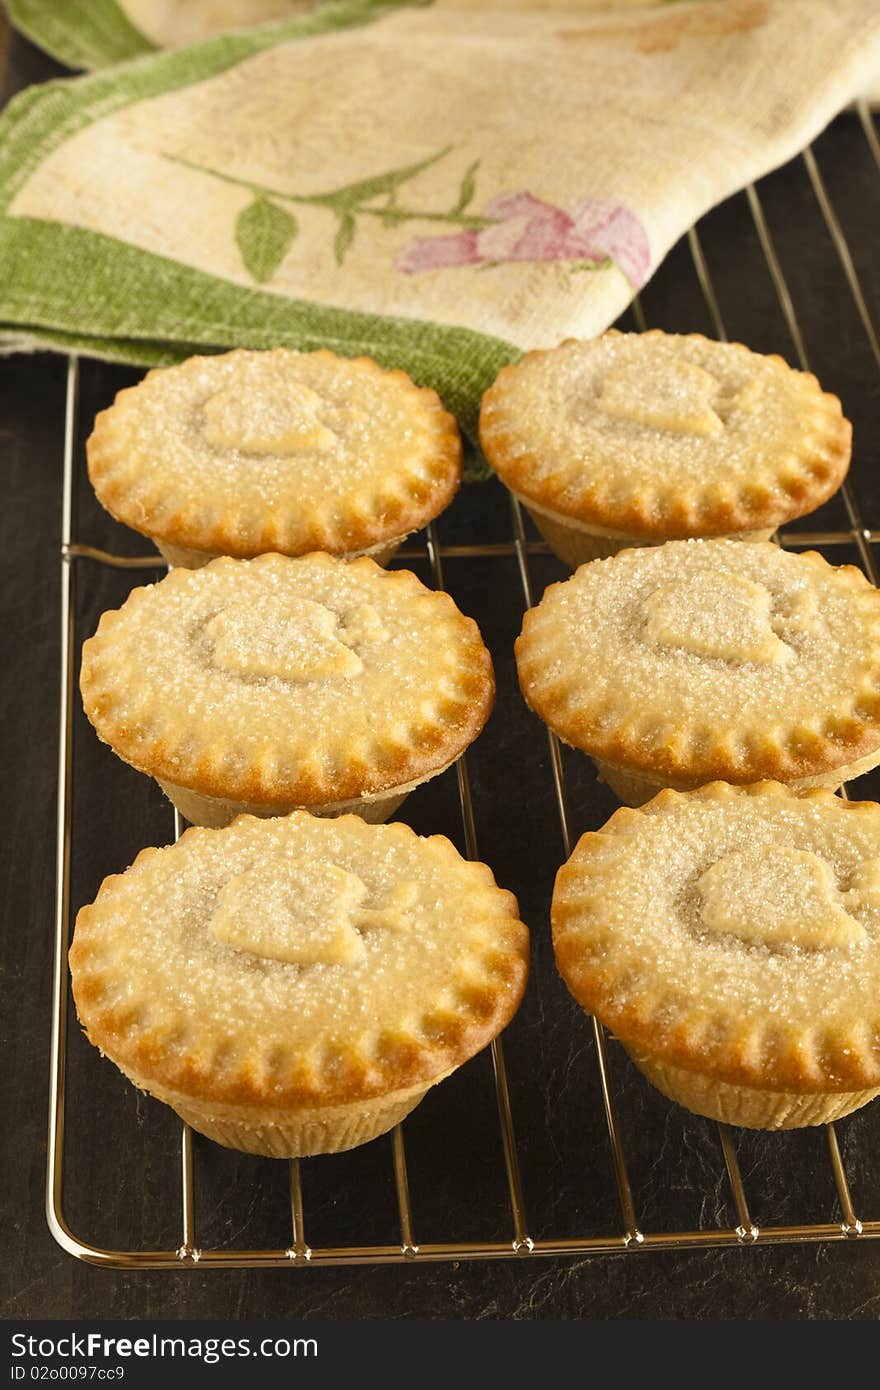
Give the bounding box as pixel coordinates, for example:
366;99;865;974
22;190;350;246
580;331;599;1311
48;105;880;1267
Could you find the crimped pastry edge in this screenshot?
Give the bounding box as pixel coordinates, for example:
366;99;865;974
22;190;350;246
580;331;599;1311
87;348;463;559
515;545;880;787
552;781;880;1095
69;813;531;1112
479;331;851;537
80;552;496;807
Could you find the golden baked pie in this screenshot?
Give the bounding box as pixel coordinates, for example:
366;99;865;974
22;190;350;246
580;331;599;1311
87;348;462;568
516;538;880;806
80;551;494;826
553;782;880;1129
480;332;851;567
70;811;530;1157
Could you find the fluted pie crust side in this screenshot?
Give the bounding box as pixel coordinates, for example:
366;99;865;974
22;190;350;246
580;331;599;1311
625;1052;880;1131
480;331;850;540
80;552;494;811
552;783;880;1107
88;348;462;562
154;534;405;571
69;813;530;1126
515;539;880;790
152;769;449;829
521;497;774;570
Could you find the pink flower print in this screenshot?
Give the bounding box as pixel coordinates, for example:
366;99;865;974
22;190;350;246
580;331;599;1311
569;197;651;290
163;143;653;291
396;228;481;272
396;190;650;289
476;192;578;263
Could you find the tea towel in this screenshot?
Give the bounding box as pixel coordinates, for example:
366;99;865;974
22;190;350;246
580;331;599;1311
1;0;879;430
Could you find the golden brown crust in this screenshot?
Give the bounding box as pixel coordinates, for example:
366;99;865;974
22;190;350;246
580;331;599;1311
515;541;880;786
69;813;530;1110
80;552;495;807
552;782;880;1094
480;332;851;538
87;348;462;560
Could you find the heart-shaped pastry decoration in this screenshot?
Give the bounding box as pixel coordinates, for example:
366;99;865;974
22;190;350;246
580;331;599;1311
597;358;725;437
697;844;868;950
209;856;418;967
203;380;341;455
643;572;793;665
207;595;364;681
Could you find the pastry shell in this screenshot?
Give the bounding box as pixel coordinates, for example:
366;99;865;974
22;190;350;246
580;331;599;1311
480;331;851;564
69;811;530;1156
520;498;773;571
516;539;880;802
552;782;880;1128
80;551;494;825
87;348;462;566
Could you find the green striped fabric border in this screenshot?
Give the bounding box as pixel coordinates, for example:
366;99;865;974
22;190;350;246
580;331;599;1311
4;0;155;70
0;217;518;435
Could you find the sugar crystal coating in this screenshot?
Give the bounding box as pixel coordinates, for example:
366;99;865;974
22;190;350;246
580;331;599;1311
643;572;793;665
553;787;880;1088
697;846;868;949
80;552;494;805
516;539;880;783
87;349;462;558
597;356;726;436
202;377;345;455
210;857;374;966
207;595;367;680
70;812;529;1106
480;332;850;536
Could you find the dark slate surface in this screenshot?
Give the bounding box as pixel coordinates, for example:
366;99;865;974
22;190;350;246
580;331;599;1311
3;32;880;1319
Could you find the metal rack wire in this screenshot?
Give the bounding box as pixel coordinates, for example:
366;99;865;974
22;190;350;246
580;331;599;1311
48;106;880;1267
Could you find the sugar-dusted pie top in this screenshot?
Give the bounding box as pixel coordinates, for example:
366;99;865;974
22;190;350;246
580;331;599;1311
553;783;880;1092
516;539;880;785
70;812;530;1108
80;552;494;806
479;332;851;537
87;348;462;558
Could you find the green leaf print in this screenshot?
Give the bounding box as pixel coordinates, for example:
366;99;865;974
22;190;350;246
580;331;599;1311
165;147;495;283
327;147;453;209
334;213;357;266
452;160;480;214
235;198;297;283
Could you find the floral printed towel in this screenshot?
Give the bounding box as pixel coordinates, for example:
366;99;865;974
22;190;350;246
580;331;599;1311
1;0;879;431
